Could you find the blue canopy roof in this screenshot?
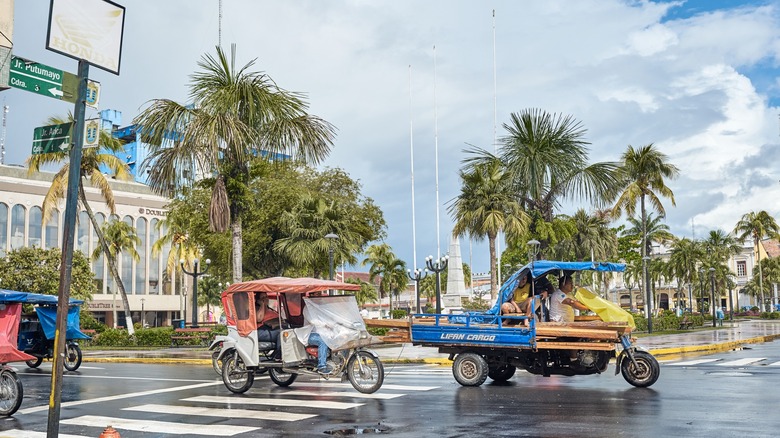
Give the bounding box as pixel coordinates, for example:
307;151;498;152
0;289;84;306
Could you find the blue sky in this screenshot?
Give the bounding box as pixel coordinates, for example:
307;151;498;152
3;0;780;275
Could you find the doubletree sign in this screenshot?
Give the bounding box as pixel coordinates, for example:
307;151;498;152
32;122;73;155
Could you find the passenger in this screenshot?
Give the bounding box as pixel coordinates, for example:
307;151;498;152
501;272;531;316
548;275;589;323
256;293;280;348
293;292;333;374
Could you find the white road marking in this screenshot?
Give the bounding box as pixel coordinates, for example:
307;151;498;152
301;382;439;391
666;358;720;366
124;403;315;421
185;395;363;410
16;381;222;415
61;415;256;436
22;373;215;383
279;389;403;399
718;358;766;366
767;361;780;366
0;430;87;438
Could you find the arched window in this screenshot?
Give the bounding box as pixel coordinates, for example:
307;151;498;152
93;213;105;293
77;211;90;256
10;204;26;250
0;203;8;255
28;206;42;248
45;210;60;249
149;218;160;294
135;217;147;295
122;215;134;294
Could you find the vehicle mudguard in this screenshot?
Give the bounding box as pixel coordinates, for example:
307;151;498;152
358;349;381;360
615;345;650;375
208;335;232;351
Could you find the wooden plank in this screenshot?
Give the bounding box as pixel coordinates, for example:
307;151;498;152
535;325;619;340
534;341;616;351
363;318;410;329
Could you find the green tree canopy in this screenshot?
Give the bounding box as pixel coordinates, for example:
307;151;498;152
0;247;95;301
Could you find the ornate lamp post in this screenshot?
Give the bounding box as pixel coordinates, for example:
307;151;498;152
407;268;428;313
180;258;211;328
643;255;652;333
709;267;717;327
698;268;705;315
325;233;339;295
425;255;448;314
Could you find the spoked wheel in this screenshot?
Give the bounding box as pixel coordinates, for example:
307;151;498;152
268;367;297;387
452;352;489;387
211;351;223;375
0;369;23;416
346;351;384;394
64;344;82;371
222;354;254;394
488;365;516;382
621;351;660;388
25;357;43;369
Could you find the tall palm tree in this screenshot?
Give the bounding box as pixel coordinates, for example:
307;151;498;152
362;244;406;316
733;210;780;311
668;238;704;311
612;144;679;320
345;277;378;307
151;208;201;289
91;220;140;330
622;213;674;257
134;46;336;283
448;157;529;300
197;276;223;322
464;109;622;252
27;116;137;334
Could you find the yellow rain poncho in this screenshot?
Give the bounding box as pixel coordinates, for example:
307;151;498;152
574;287;635;329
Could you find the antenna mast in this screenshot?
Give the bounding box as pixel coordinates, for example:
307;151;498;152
1;102;7;165
218;0;223;47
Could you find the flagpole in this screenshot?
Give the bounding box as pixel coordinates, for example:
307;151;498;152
409;65;418;298
492;10;502;285
433;45;441;259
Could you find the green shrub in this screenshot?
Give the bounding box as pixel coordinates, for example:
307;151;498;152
134;327;175;347
390;309;408;319
92;328;133;347
368;327;389;336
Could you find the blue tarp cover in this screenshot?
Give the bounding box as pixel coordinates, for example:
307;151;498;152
35;306;91;340
0;289;84;305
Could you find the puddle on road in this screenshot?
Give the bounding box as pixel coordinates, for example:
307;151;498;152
706;371;753;377
325;425;389;435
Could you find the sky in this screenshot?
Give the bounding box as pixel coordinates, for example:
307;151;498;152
3;0;780;275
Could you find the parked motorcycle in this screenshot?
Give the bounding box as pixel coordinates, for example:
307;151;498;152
19;305;90;371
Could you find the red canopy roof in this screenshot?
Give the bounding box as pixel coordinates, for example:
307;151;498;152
223;277;361;295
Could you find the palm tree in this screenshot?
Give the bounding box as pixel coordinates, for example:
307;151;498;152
345;277;378;307
733;211;780;311
622;213;674;257
463;109;622;252
668;238;704;311
362;244;406;317
197;276;223;322
448;157;529;300
27;115;137;334
91;220;140;331
134;46;336;283
151;208;201;291
612;144;679;321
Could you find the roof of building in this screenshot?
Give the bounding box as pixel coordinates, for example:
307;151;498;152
762;238;780;258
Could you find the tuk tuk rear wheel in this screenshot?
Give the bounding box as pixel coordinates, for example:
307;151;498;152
0;369;23;416
453;353;488;387
488;365;516;382
211;351;223;375
222;354;254;394
621;351;660;388
346;351;384;394
64;344;82;371
269;368;297;387
25;357;43;369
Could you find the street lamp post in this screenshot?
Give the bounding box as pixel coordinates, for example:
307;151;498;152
180;258;211;328
140;298;145;328
643;255;652;333
687;282;693;313
325;233;339;295
727;275;735;321
709;267;716;327
698;268;705;315
407;268;428;313
425;255;448;314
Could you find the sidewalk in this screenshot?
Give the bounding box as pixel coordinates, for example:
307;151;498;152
81;319;780;365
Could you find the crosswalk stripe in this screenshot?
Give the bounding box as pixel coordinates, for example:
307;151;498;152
185;395;363;410
0;430;87;438
667;358;720;366
718;358;766;366
124;403;315;421
61;415;257;436
280;389;403;400
300;382;439;391
767;361;780;366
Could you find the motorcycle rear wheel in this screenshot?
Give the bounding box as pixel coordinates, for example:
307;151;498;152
0;369;23;416
64;344;82;371
347;351;384;394
211;351;223;375
269;368;297;387
222;354;254;394
25;357;43;369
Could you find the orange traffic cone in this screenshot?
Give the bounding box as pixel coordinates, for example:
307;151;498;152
99;425;121;438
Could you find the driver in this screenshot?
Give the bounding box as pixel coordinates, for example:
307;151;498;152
256;293;280;348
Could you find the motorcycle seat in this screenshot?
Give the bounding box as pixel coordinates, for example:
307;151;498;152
257;341;276;352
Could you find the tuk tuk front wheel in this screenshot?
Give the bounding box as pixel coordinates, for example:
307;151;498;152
64;344;82;371
621;351;660;388
269;367;297;387
453;353;489;387
222;354;254;394
25;357;43;369
346;351;384;394
0;369;23;416
211;351;223;375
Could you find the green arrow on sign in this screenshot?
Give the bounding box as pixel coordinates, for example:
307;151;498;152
32;122;73;155
9;55;78;103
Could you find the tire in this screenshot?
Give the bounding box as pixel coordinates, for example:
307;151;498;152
64;344;82;371
269;367;297;387
346;351;384;394
25;357;43;369
0;369;23;416
211;351;223;375
222;354;254;394
488;365;516;382
621;351;660;388
452;353;489;387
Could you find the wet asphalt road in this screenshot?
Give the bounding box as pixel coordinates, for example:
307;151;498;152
3;340;780;437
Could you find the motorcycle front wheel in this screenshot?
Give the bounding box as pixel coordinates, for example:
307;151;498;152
346;351;384;394
64;344;82;371
0;369;23;416
269;367;297;387
222;354;254;394
621;351;660;388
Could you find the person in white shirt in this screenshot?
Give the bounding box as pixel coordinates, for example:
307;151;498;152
548;275;589;323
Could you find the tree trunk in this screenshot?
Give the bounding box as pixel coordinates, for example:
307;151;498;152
78;185;135;335
488;234;497;301
756;236;765;312
231;216;243;283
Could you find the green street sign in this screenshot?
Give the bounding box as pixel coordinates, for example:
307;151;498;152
9;55;78;103
32;123;73;155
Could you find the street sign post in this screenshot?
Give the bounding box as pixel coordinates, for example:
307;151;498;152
9;55;78;103
32;122;72;155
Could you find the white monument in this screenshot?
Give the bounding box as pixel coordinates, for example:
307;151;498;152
443;235;470;312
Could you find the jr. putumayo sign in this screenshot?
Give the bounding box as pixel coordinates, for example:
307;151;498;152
46;0;125;75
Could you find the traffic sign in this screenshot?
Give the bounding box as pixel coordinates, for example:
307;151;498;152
32;122;73;155
9;55;77;103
